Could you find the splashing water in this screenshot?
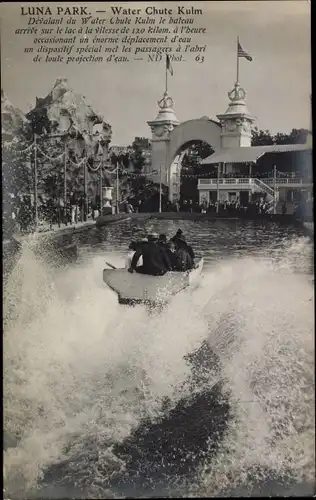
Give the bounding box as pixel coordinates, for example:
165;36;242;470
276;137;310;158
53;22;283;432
191;255;314;497
3;233;314;498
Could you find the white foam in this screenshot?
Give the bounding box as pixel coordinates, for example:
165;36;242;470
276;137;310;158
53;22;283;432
3;237;314;497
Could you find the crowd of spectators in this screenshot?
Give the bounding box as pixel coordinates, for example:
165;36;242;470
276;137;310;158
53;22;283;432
3;192;102;236
3;189;312;238
164;198;273;216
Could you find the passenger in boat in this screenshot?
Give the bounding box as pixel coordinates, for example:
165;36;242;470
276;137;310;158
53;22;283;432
166;241;178;270
170;229;195;262
125;241;137;269
125;238;147;269
158;234;178;270
174;241;194;271
170;228;183;243
128;233;172;276
158;233;167;245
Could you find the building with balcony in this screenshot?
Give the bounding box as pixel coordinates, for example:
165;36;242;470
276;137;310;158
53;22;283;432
197;81;312;212
198;143;312;209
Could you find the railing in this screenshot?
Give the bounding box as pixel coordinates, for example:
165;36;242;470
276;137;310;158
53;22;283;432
198;178;255;185
198;177;308;188
198;178;274;201
264;178;304;185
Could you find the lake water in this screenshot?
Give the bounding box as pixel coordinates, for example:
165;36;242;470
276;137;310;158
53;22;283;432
3;219;314;498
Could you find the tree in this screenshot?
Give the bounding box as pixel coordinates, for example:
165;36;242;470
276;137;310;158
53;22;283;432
131;137;148;172
132;137;150;150
179;141;215;202
251;127;274;146
252;127;309;146
190;141;214;160
2;122;34;200
274;128;308;145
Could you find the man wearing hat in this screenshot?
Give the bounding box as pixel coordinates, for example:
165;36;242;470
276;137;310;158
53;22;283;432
125;236;147;269
128;232;172;276
170;228;195;262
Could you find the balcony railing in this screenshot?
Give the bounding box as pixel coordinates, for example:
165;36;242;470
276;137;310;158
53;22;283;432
198;177;309;187
263;178;304;185
198;178;256;185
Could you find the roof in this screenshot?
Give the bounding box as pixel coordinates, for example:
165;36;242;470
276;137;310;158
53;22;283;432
201;144;312;165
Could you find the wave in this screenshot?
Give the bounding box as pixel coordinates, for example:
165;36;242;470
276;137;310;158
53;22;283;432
3;236;314;498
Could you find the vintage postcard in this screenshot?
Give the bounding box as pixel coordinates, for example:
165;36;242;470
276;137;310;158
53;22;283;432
2;1;314;499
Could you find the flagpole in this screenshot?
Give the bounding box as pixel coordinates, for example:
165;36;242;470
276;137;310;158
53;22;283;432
33;133;38;230
165;54;168;94
159;163;162;213
236;36;239;83
116;159;119;214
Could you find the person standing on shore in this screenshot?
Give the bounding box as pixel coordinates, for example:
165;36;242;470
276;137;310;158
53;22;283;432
282;202;287;216
93;205;100;220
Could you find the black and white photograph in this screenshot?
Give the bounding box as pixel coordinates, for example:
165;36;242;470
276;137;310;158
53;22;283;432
2;1;314;498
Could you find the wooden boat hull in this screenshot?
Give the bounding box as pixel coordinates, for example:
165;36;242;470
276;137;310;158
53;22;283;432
103;258;204;306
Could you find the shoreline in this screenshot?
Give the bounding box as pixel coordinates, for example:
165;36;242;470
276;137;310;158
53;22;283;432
96;211;302;227
11;214;131;244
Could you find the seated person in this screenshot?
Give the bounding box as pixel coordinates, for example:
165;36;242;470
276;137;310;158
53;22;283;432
170;228;183;243
158;233;168;246
174;242;194;271
128;233;172;276
171;228;195;263
125;238;147;269
165;240;178;270
159;234;183;271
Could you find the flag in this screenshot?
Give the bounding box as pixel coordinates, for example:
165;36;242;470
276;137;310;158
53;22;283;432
166;54;174;76
238;41;252;61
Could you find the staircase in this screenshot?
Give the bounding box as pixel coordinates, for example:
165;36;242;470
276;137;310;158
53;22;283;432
253;178;275;200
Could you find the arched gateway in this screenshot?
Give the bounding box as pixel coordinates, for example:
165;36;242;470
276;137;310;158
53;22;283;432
167;118;221;161
147;84;254;201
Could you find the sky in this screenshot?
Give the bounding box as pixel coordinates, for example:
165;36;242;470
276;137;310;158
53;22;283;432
1;1;311;145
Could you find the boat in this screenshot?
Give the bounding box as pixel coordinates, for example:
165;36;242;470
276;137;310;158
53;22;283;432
103;258;204;306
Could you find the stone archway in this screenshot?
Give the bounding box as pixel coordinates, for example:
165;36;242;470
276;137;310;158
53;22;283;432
148;81;255;203
167;118;221;165
166;118;221;201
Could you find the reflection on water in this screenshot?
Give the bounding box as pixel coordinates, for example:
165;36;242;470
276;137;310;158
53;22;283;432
3;219;314;499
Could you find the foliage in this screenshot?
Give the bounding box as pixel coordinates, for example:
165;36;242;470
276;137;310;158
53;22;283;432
274;128;309;145
251;127;309;146
131;136;150;172
128;179;164;210
180;141;215;201
2;127;33;198
190;141;214;160
132;137;150;149
108;137;152;202
251;127;274;146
